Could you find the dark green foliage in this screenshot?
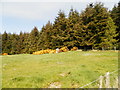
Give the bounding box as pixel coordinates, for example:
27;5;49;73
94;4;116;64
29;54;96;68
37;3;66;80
2;31;12;54
28;27;39;54
111;1;120;46
80;3;117;50
2;2;119;54
10;34;20;54
39;21;53;49
51;10;68;49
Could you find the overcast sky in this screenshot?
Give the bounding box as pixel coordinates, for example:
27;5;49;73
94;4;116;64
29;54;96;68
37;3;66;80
0;0;119;34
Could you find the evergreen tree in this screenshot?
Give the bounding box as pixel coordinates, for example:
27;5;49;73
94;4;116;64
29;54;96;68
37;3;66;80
10;33;20;54
93;3;117;49
111;2;120;47
51;10;67;49
28;27;39;54
22;32;30;53
39;21;53;49
2;31;12;54
80;3;117;50
18;31;25;53
64;8;81;48
80;4;97;50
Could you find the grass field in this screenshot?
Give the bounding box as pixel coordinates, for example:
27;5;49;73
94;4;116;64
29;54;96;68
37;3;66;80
2;50;118;88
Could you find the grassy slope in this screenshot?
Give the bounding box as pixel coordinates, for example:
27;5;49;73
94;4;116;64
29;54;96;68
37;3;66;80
2;51;118;88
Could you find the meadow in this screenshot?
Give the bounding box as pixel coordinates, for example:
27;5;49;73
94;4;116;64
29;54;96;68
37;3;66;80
2;50;118;88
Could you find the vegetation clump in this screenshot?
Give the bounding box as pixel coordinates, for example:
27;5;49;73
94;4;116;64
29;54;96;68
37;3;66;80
60;47;69;52
71;47;78;51
2;53;8;55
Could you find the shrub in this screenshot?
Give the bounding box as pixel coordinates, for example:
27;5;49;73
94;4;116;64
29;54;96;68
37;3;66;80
33;46;69;55
60;46;69;52
49;50;56;54
71;47;78;51
2;53;8;55
33;49;56;55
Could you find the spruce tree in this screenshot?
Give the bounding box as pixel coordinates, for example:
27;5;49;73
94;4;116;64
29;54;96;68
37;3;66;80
28;27;39;54
22;33;30;53
39;21;53;49
93;3;117;49
18;31;25;53
64;8;81;48
80;3;117;50
111;2;120;48
51;10;67;49
10;34;20;54
2;31;12;54
80;4;97;50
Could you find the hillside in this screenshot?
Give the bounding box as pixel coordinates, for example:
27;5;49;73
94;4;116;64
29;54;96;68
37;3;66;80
2;50;118;88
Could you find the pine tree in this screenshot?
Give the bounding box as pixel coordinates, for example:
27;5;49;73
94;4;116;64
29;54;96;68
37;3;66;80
18;31;25;53
51;10;67;49
80;3;97;50
111;2;120;48
64;8;81;49
80;3;117;50
93;3;117;49
10;33;20;54
28;27;39;54
22;32;30;53
2;31;12;54
39;21;53;49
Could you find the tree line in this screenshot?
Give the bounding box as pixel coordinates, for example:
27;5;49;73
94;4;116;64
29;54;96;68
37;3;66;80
1;2;120;54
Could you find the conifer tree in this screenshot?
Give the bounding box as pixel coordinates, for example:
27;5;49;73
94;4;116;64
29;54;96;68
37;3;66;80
111;2;120;48
28;27;39;54
22;33;30;53
51;10;67;48
18;31;25;53
10;34;20;54
80;3;117;50
2;31;12;54
39;21;53;49
64;8;81;48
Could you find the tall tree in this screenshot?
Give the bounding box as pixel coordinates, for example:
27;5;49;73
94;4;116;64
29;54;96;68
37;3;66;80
93;3;117;49
28;27;39;54
80;3;97;50
51;10;67;49
22;32;30;53
18;31;25;53
10;33;20;54
2;31;12;54
64;8;81;48
80;3;117;50
39;21;53;49
111;2;120;47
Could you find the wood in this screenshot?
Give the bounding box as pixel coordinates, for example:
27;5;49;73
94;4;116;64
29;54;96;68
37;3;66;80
99;76;103;88
105;72;110;88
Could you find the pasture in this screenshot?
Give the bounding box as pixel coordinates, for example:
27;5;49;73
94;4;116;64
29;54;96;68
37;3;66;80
2;50;118;88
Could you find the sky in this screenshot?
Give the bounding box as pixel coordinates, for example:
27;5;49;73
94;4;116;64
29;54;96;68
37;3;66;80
0;0;119;34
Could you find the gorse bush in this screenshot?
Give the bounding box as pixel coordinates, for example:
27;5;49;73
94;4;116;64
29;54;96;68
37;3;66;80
71;47;78;51
33;49;55;55
2;53;8;55
33;46;70;55
60;47;69;52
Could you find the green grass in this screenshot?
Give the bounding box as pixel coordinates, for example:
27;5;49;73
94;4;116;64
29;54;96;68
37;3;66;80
2;50;118;88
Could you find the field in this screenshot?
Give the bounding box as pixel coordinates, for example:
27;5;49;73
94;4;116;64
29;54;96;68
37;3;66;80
2;50;118;88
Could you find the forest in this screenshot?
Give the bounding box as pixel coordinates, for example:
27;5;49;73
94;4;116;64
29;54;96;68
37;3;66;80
1;2;120;55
